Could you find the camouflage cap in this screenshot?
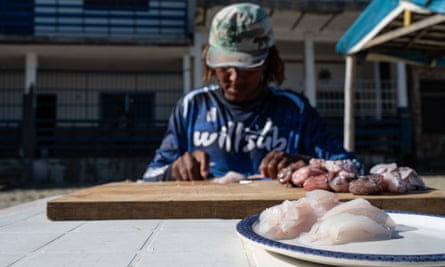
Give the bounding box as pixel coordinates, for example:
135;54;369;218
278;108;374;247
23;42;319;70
206;3;275;68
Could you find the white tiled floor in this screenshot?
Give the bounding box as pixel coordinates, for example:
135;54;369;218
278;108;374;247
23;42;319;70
0;195;331;267
2;178;444;267
141;220;249;267
0;197;259;267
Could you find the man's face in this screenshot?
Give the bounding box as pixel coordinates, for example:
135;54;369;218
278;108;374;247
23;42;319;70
214;66;265;104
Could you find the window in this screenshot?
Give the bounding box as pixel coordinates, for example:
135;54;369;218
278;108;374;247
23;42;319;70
36;94;57;156
420;80;445;133
84;0;149;11
0;0;34;35
100;93;155;128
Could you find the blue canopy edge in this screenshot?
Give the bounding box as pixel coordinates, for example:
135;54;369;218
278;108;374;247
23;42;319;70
410;0;445;13
336;0;399;55
336;0;445;67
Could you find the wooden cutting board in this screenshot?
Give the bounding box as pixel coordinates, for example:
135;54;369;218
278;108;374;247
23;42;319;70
47;180;445;220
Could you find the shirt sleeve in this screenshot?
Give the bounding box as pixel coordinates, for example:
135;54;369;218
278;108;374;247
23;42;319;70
142;99;188;181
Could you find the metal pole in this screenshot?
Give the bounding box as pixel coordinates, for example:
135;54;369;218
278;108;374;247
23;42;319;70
344;55;356;152
304;32;316;107
23;53;38;158
22;53;38;182
397;62;408;108
373;62;382;119
183;54;191;94
192;32;206;89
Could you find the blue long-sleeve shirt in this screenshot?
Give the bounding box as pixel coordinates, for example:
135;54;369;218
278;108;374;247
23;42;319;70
143;84;360;181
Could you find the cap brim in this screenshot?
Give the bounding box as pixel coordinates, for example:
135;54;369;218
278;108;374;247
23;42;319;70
206;45;268;68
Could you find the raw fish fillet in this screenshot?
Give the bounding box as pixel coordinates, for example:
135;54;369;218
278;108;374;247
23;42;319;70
299;213;394;245
254;190;339;240
305;189;340;216
298;198;395;245
213;171;246;184
319;198;395;227
255;189;395;245
253;199;316;240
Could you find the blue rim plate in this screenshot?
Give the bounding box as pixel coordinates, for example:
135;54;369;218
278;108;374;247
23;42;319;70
236;211;445;267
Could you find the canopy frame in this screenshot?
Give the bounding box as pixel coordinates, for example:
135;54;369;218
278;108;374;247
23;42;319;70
336;0;445;152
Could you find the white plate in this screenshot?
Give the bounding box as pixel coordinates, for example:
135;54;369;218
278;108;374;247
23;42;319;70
236;211;445;267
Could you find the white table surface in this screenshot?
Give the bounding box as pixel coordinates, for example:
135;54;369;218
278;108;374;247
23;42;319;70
0;196;325;267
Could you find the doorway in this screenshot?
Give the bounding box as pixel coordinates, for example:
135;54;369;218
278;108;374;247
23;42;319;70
420;80;445;133
36;94;57;156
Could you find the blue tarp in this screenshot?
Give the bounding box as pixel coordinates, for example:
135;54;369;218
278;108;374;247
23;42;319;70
336;0;445;67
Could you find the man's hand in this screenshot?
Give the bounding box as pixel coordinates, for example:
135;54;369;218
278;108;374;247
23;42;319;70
171;150;211;181
259;151;311;179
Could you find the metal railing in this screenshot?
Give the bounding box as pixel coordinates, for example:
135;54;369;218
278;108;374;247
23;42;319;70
0;118;167;158
317;79;398;118
35;118;168;157
0;70;408;158
0;116;410;158
0;0;191;44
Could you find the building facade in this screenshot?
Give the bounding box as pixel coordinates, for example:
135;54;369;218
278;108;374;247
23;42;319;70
1;0;443;183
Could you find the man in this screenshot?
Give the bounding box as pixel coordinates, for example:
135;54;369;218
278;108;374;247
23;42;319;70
143;3;361;182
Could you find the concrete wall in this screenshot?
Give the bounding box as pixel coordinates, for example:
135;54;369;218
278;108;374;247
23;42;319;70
0;158;149;186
